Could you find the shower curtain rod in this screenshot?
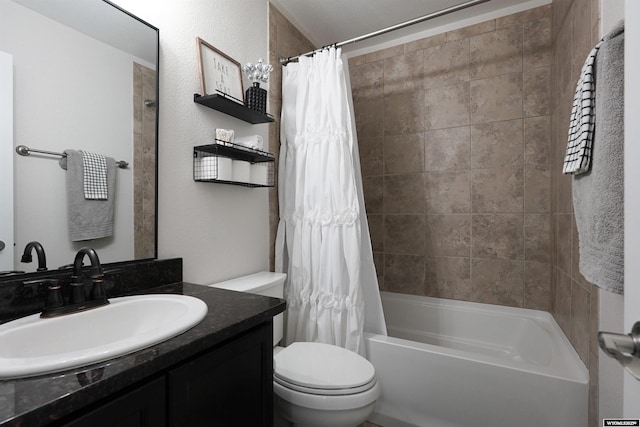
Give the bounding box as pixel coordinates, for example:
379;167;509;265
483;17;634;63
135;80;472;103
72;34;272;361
279;0;490;65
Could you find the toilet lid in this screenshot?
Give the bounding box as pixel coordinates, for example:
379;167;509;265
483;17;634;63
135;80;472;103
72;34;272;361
274;342;375;390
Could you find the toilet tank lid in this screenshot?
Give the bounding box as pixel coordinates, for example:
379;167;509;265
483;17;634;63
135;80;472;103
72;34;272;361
208;271;286;293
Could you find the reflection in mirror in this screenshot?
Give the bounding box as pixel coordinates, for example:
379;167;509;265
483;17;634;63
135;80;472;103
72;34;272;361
0;0;158;273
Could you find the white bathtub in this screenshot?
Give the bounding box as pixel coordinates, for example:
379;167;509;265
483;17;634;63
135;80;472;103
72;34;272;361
365;292;589;427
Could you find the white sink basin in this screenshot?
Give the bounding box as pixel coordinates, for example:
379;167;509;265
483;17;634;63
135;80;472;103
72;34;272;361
0;294;208;379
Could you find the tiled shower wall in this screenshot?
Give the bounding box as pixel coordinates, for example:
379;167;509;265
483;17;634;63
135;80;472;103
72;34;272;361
350;5;553;310
550;0;601;424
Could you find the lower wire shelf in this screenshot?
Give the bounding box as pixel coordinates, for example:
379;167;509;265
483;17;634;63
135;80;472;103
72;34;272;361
193;141;275;188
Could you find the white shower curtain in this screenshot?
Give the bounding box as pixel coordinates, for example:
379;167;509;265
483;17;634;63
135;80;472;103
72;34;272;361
275;47;385;355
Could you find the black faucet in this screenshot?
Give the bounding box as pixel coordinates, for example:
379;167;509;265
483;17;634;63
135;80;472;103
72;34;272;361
21;241;47;271
71;247;106;304
40;247;109;318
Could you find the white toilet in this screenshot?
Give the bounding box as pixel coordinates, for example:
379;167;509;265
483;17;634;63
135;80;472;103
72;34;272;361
209;272;380;427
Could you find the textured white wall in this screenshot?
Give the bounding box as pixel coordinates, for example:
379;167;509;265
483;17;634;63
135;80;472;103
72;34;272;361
112;0;271;284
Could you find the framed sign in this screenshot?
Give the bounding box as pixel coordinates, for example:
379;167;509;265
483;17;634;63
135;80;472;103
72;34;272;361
196;37;244;103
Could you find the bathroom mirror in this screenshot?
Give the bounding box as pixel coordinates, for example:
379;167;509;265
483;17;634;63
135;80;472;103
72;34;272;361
0;0;158;272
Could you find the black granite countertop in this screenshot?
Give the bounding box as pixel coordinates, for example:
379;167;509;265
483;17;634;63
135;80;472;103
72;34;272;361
0;282;286;427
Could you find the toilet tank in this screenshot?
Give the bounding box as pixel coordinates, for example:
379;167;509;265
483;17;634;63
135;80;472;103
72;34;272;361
208;272;286;346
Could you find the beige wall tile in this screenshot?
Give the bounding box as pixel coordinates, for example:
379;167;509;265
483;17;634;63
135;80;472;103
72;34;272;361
571;280;591;364
384;91;425;134
405;33;447;52
552;14;574;102
471;119;523;168
496;4;551;28
354;97;384;138
363;175;383;213
554;269;573;340
471;168;524;213
351;60;384;101
556;213;573;275
572;0;595;77
447;20;496;41
524;214;551;262
384;132;424;174
524;66;551;117
524;261;552;311
425;126;471;171
470;72;523;124
384;173;426;214
423;39;470;90
425;170;471;213
471;259;524;307
424;82;470;129
359;136;383;176
384;50;424;95
552;0;573;40
364;44;405;63
384;253;426;295
524;17;552;68
349;55;367;67
524;116;551;165
524;165;551;213
472;214;524;260
425;214;471;257
425;257;471;300
384;214;426;255
470;25;523;80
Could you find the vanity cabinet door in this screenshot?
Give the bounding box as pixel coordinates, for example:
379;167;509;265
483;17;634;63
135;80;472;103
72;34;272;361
168;322;273;427
62;376;166;427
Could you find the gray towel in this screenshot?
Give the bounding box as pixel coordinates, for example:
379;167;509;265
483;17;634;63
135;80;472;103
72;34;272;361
60;150;116;241
573;21;624;294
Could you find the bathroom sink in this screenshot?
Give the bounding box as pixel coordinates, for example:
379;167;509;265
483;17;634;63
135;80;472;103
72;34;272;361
0;294;208;379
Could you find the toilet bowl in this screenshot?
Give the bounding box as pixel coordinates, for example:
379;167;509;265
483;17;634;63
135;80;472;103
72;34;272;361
209;272;379;427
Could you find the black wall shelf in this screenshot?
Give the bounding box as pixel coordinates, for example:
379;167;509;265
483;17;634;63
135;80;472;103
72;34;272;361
194;93;275;124
193;141;275;188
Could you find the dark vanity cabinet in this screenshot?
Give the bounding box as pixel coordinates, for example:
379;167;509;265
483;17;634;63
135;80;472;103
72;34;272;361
63;377;167;427
168;322;273;426
60;323;273;427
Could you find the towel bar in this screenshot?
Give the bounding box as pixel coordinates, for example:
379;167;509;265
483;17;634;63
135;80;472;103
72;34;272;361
15;145;128;169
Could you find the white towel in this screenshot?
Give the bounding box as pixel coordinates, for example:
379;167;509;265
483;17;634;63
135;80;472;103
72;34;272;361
81;150;108;200
563;40;603;175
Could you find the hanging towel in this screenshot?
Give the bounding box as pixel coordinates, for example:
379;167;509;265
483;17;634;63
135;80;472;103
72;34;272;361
81;150;108;200
573;21;624;294
60;150;116;241
563;41;602;174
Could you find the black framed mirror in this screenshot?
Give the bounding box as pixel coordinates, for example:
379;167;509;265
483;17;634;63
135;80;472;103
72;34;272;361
0;0;158;275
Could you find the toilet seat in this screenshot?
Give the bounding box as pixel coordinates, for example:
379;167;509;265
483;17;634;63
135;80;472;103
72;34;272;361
274;342;376;396
274;375;376;396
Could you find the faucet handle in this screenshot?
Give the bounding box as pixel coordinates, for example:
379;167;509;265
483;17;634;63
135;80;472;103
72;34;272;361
44;280;64;310
90;278;107;303
69;282;86;305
